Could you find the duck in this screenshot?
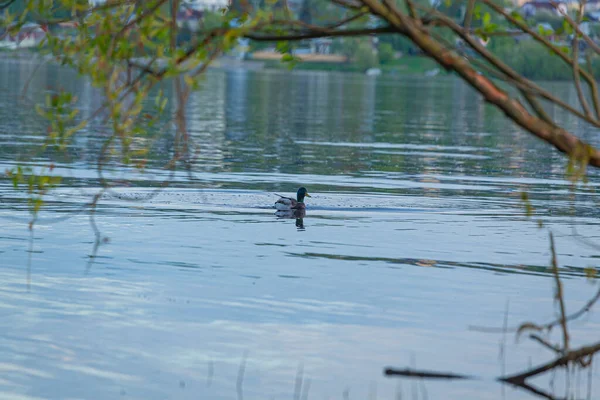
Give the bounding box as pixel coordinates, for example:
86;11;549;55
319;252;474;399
274;187;311;211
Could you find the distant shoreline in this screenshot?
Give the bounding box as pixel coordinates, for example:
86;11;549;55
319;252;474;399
0;48;445;78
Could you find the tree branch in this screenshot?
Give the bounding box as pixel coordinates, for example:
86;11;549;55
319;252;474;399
551;0;600;55
416;5;558;126
384;368;471;380
245;26;395;41
463;0;476;31
499;341;600;385
550;232;569;351
483;0;600;119
471;281;600;334
570;0;592;118
362;0;600;167
0;0;16;11
330;0;364;10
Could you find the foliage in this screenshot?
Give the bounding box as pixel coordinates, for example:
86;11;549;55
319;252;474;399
330;37;358;57
489;37;573;80
378;34;418;55
377;41;395;64
5;0;89;22
354;40;378;70
527;14;564;32
0;0;264;224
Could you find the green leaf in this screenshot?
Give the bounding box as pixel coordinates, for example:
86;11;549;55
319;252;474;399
33;198;43;214
483;12;491;27
183;74;194;87
562;18;574;35
510;10;525;23
537;25;545;35
483;23;498;33
474;28;488;41
276;41;290;54
473;4;482;20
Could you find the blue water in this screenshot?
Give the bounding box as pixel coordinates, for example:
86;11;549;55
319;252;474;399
0;59;599;400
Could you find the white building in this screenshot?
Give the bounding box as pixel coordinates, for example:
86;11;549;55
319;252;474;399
183;0;230;11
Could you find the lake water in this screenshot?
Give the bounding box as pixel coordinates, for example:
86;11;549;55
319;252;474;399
0;58;599;400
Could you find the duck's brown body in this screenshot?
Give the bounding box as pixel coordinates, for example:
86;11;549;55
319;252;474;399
275;196;306;210
274;187;311;211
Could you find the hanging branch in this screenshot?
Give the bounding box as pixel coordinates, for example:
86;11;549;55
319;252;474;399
551;0;600;55
570;0;592;118
463;0;476;31
482;0;600;119
240;0;600;167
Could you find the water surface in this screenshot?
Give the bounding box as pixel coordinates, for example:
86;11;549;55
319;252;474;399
0;59;599;400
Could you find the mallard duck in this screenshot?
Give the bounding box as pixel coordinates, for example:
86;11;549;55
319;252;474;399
274;187;311;211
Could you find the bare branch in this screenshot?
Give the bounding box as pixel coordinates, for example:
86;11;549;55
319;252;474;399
463;0;476;31
0;0;17;11
470;280;600;334
364;0;600;167
330;0;364;10
415;5;558;126
328;10;371;29
269;14;371;32
245;26;395;41
113;0;168;44
500;341;600;385
570;0;592;118
282;0;292;21
405;0;419;22
482;0;600;119
550;232;569;350
422;19;596;128
384;368;472;380
529;334;563;355
551;0;600;55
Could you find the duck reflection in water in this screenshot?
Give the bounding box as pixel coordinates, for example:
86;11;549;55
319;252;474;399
275;208;306;231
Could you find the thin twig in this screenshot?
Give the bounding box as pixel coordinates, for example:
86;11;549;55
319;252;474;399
471;281;600;334
550;232;570;350
530;334;563;355
294;363;304;400
570;0;592;118
551;0;600;55
26;220;35;292
405;0;419;23
245;26;395;41
384;368;472;380
499;341;600;384
414;4;558;126
19;57;48;103
463;0;476;31
84;191;105;275
236;351;248;400
330;0;363;10
483;0;600;119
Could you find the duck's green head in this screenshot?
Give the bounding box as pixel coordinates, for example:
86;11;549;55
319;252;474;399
297;187;311;202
